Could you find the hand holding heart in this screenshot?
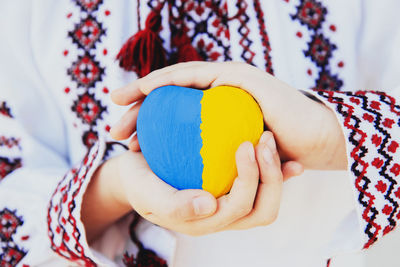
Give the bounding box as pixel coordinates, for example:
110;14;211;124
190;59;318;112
111;61;347;170
83;62;347;240
88;60;346;238
83;129;302;239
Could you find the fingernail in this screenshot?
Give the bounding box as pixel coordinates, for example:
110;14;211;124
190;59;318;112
193;196;214;216
267;136;276;152
263;147;273;164
248;144;256;162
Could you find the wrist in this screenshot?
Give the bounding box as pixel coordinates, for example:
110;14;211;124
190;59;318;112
316;103;347;170
81;155;131;242
98;154;132;211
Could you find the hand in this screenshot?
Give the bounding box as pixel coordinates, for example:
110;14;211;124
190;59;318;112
110;62;347;170
82;131;303;238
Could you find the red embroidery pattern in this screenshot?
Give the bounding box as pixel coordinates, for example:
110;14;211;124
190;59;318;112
47;142;102;266
235;0;255;64
0;208;27;266
65;0;108;148
75;0;103;13
0;137;21;150
67;53;105;89
0;102;23;183
314;89;400;248
252;0;274;74
71;92;106;126
0;157;22;181
68;14;105;50
0;102;13;118
290;0;343;90
123;251;167;267
166;0;231;62
159;0;273;70
226;0;274;71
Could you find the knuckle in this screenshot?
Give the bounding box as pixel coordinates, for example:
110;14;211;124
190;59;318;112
137;79;148;94
263;212;279;225
258;218;273;226
165;72;178;85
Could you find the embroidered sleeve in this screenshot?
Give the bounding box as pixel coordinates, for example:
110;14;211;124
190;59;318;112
310;89;400;249
0;99;109;266
47;140;107;266
0;108;122;266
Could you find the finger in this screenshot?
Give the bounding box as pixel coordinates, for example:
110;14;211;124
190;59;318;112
139;61;206;88
120;152;217;222
224;131;283;230
111;84;146;106
160;189;218;221
139;61;274;104
281;161;304;181
180;142;259;235
110;101;142;140
137;62;224;96
128;134;140;152
145;189;218;222
110;62;206;105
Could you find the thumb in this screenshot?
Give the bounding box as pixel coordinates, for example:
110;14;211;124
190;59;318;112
164;190;217;221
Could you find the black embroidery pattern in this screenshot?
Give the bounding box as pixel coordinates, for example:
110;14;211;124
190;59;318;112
314;89;400;248
66;0;108;148
291;0;343;90
0;208;26;267
0;102;13;118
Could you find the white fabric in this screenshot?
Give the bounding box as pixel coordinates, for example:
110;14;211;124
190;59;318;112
0;0;399;266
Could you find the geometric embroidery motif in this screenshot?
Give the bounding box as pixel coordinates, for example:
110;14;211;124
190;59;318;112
0;245;27;267
315;70;343;91
0;208;26;267
314;89;400;248
291;0;327;30
305;33;336;67
71;92;106;126
0;137;20;150
167;0;232;62
47;143;100;266
291;0;343;91
74;0;103;13
67;53;104;89
82;129;99;148
165;0;274;73
0;157;22;181
0;208;23;242
0;102;13;118
66;0;108;148
253;0;274;74
69;15;105;50
236;0;256;64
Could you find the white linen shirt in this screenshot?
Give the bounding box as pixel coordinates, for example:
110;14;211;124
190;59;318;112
0;1;399;266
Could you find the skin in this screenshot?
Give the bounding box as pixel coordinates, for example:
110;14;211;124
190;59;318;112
82;61;347;242
111;62;347;170
82;131;302;242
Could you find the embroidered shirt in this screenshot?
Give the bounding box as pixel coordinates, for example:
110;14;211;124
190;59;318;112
1;1;400;266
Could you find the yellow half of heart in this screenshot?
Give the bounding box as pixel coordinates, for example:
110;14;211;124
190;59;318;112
200;86;264;197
